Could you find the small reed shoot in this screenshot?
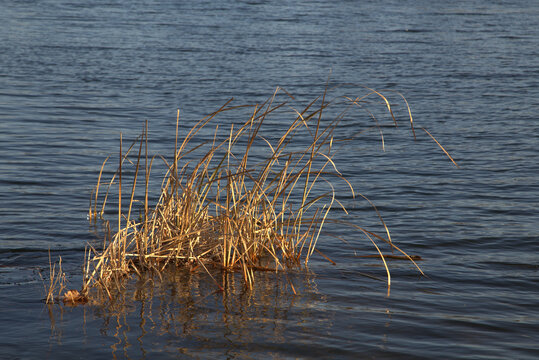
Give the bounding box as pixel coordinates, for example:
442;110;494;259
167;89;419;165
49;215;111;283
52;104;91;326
41;250;66;304
72;86;457;302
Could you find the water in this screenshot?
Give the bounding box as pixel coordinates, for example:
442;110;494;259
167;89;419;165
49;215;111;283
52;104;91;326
1;0;538;358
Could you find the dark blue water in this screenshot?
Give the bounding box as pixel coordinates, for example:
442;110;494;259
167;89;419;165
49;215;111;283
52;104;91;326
1;0;538;358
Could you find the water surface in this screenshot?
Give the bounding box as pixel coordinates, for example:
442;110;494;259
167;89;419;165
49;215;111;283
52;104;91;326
1;0;538;359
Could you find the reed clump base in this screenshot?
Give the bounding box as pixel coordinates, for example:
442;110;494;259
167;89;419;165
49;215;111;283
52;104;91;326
50;86;457;305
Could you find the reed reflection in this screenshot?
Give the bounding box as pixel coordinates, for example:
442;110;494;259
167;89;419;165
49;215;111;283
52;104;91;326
48;267;330;359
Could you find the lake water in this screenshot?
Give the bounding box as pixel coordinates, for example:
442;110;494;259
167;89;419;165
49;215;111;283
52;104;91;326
1;0;538;359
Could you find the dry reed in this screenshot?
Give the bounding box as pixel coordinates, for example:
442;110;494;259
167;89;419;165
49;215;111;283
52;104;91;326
40;250;65;304
70;86;457;302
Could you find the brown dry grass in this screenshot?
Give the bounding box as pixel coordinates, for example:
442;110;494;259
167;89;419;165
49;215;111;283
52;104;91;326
41;250;66;304
70;85;457;302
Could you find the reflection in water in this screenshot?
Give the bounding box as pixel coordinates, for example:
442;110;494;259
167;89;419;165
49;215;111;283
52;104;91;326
48;267;332;358
46;304;61;344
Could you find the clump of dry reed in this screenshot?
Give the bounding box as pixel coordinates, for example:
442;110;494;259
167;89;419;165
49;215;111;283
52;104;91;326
41;250;87;304
77;86;457;301
41;250;66;304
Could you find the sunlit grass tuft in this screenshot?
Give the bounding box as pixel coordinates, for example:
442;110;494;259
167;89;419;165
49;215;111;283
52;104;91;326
71;85;457;302
40;250;66;304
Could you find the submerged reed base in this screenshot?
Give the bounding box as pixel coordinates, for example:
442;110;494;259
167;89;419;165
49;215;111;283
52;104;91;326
47;85;457;304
